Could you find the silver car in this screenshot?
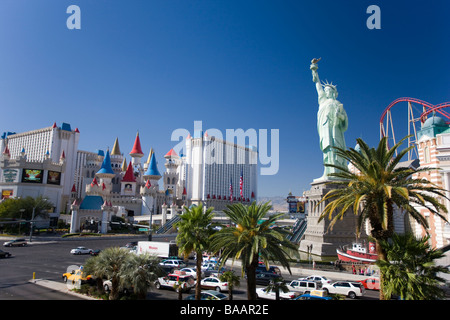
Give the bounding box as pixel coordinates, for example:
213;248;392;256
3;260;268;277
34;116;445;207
3;238;27;247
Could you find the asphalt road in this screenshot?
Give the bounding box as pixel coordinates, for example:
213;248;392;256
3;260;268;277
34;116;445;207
0;234;380;300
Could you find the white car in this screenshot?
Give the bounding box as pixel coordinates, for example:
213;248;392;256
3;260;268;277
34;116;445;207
70;247;93;255
200;277;229;292
179;268;200;279
256;287;297;300
298;275;332;286
201;262;217;271
159;259;187;268
322;281;365;299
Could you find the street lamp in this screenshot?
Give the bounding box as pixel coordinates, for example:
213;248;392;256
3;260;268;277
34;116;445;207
133;197;153;241
29;197;49;243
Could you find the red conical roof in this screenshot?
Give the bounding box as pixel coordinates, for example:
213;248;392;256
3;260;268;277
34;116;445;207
164;148;179;158
122;161;136;182
129;132;144;157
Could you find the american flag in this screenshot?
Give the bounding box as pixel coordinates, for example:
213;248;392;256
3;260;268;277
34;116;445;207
229;177;233;202
239;168;243;198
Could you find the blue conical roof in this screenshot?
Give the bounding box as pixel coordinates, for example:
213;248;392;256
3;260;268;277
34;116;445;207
97;149;115;175
144;153;161;177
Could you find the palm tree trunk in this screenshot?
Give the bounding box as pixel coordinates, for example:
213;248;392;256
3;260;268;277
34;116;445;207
246;255;259;300
375;239;387;300
195;252;202;300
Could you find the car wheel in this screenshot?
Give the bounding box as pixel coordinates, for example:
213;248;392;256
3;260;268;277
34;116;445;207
63;276;67;283
348;291;356;299
215;287;221;292
155;282;161;290
104;284;110;292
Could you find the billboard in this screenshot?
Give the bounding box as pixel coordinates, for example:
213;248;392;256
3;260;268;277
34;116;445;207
21;169;43;183
47;170;62;185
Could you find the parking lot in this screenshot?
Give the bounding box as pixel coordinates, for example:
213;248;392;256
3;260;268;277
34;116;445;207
0;234;380;300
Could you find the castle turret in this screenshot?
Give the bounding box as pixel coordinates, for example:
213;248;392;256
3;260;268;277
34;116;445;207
163;148;180;197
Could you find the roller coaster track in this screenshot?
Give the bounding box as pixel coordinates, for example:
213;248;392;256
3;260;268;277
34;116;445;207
379;97;450;160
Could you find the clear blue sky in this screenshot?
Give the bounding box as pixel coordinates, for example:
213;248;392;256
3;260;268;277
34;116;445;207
0;0;448;197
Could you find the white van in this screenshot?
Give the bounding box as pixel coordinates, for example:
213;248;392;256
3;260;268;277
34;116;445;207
287;280;320;294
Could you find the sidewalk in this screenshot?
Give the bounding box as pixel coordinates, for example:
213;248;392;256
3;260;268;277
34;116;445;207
29;279;98;300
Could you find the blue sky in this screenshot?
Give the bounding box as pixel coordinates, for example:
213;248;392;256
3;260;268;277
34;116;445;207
0;0;449;197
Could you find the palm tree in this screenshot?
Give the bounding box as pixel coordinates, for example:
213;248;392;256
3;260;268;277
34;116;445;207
94;247;130;300
121;253;160;299
376;232;449;300
265;277;290;300
83;255;104;295
210;201;298;300
318;136;448;299
175;203;215;300
219;270;240;300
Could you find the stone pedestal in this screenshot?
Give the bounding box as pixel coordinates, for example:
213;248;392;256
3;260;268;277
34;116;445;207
299;179;367;257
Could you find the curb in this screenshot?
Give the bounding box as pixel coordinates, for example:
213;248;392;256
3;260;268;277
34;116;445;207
29;279;98;300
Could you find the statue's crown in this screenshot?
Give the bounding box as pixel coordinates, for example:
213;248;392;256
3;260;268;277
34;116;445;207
322;80;337;91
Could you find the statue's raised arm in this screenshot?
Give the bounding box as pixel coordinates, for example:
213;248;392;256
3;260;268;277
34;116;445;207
310;58;324;100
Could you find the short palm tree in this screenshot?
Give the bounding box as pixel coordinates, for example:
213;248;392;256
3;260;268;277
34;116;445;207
83;255;104;294
318;136;448;299
175;203;215;300
266;277;290;300
210;201;298;300
219;270;240;300
121;253;160;299
376;232;449;300
94;247;130;300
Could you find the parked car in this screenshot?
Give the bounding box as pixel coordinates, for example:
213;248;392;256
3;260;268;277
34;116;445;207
159;259;187;269
154;271;195;292
255;272;283;286
185;290;228;300
287;280;320;294
200;277;229;292
256;286;297;300
322;281;365;299
294;290;333;300
3;238;27;247
0;249;11;258
103;279;133;295
203;265;227;277
358;277;380;290
90;249;101;256
256;265;281;275
298;275;332;286
201;262;217;271
70;247;93;255
179;268;200;279
62;268;93;285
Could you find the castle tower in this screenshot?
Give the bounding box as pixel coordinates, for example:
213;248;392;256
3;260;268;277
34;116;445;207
140;152;162;216
129;132;144;167
110;137;124;193
121;161;137;196
94;149;115;198
163;148;180;197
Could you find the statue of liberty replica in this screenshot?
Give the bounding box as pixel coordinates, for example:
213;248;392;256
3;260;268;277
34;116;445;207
299;58;365;257
310;58;348;181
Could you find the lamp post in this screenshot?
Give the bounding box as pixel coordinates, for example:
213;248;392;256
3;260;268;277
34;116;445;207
29;197;49;243
29;206;35;243
133;197;153;241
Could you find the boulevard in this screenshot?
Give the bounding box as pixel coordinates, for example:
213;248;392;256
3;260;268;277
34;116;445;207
0;234;380;300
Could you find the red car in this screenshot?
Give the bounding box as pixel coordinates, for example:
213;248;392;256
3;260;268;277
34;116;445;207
358;278;380;290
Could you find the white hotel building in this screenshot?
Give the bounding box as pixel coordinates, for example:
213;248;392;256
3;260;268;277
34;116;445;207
0;123;80;214
184;130;258;211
